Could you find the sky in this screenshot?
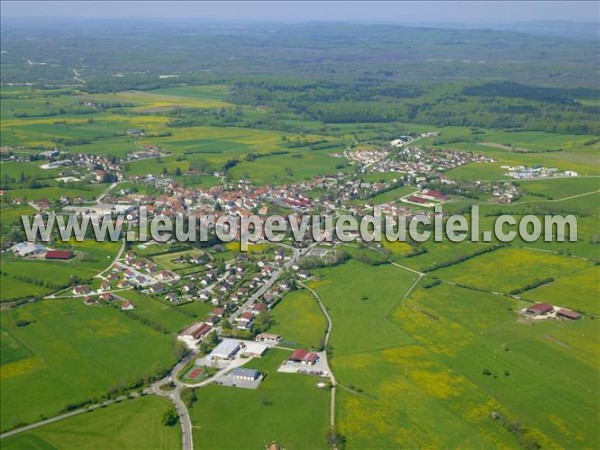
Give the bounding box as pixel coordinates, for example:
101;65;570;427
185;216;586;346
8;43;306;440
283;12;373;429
1;1;599;24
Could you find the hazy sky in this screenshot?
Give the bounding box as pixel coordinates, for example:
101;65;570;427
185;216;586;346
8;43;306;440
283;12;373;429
2;1;599;23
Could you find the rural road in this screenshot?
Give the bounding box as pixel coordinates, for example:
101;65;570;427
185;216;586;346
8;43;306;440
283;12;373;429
150;349;200;450
297;281;337;429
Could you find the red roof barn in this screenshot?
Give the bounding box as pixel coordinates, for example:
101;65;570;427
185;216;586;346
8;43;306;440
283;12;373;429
289;349;319;365
557;309;582;320
526;303;554;315
45;250;74;260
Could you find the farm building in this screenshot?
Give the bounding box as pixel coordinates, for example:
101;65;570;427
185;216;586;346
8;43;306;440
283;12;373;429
289;349;319;365
177;322;212;341
229;368;261;381
241;341;269;358
45;250;74;260
209;339;242;360
526;303;554;315
11;242;47;257
405;195;429;205
557;309;582;320
420;189;449;201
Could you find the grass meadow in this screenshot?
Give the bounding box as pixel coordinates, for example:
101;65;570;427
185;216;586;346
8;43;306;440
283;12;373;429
1;395;180;450
0;300;178;431
430;247;593;293
308;260;417;357
269;289;328;349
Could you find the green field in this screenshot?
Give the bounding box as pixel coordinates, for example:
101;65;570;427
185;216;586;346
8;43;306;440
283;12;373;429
270;289;327;349
523;265;600;314
430;247;593;294
331;275;599;449
309;260;416;357
1;395;180;450
189;349;330;450
152;249;205;270
119;290;211;334
1;240;120;302
0;300;178;431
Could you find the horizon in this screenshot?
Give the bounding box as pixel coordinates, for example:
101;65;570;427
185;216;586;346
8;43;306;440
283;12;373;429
2;1;599;24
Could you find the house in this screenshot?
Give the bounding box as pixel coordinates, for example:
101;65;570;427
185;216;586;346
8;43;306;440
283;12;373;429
165;292;181;303
235;311;254;329
100;280;111;291
107;272;119;282
526;303;554;315
117;279;131;289
72;285;91;295
251;303;268;315
45;250;74;260
209;339;242;360
83;296;97;306
121;300;135;311
255;333;282;344
229;367;261;381
101;293;113;301
149;284;165;294
11;242;47;257
556;309;582;320
156;270;179;282
288;349;319;365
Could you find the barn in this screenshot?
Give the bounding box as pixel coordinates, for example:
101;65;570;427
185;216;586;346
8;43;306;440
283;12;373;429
45;250;74;260
556;309;582;320
526;303;554;315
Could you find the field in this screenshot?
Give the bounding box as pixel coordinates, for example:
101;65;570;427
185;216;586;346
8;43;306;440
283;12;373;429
331;276;599;448
188;348;330;450
0;300;178;431
430;247;593;294
119;290;211;334
269;289;327;349
309;260;416;357
1;395;181;450
523;265;600;314
0;240;121;302
151;249;205;270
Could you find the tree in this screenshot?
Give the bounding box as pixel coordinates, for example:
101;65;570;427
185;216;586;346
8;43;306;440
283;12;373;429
180;388;197;408
162;408;179;426
254;310;272;333
206;330;219;347
199;341;209;354
175;166;182;176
